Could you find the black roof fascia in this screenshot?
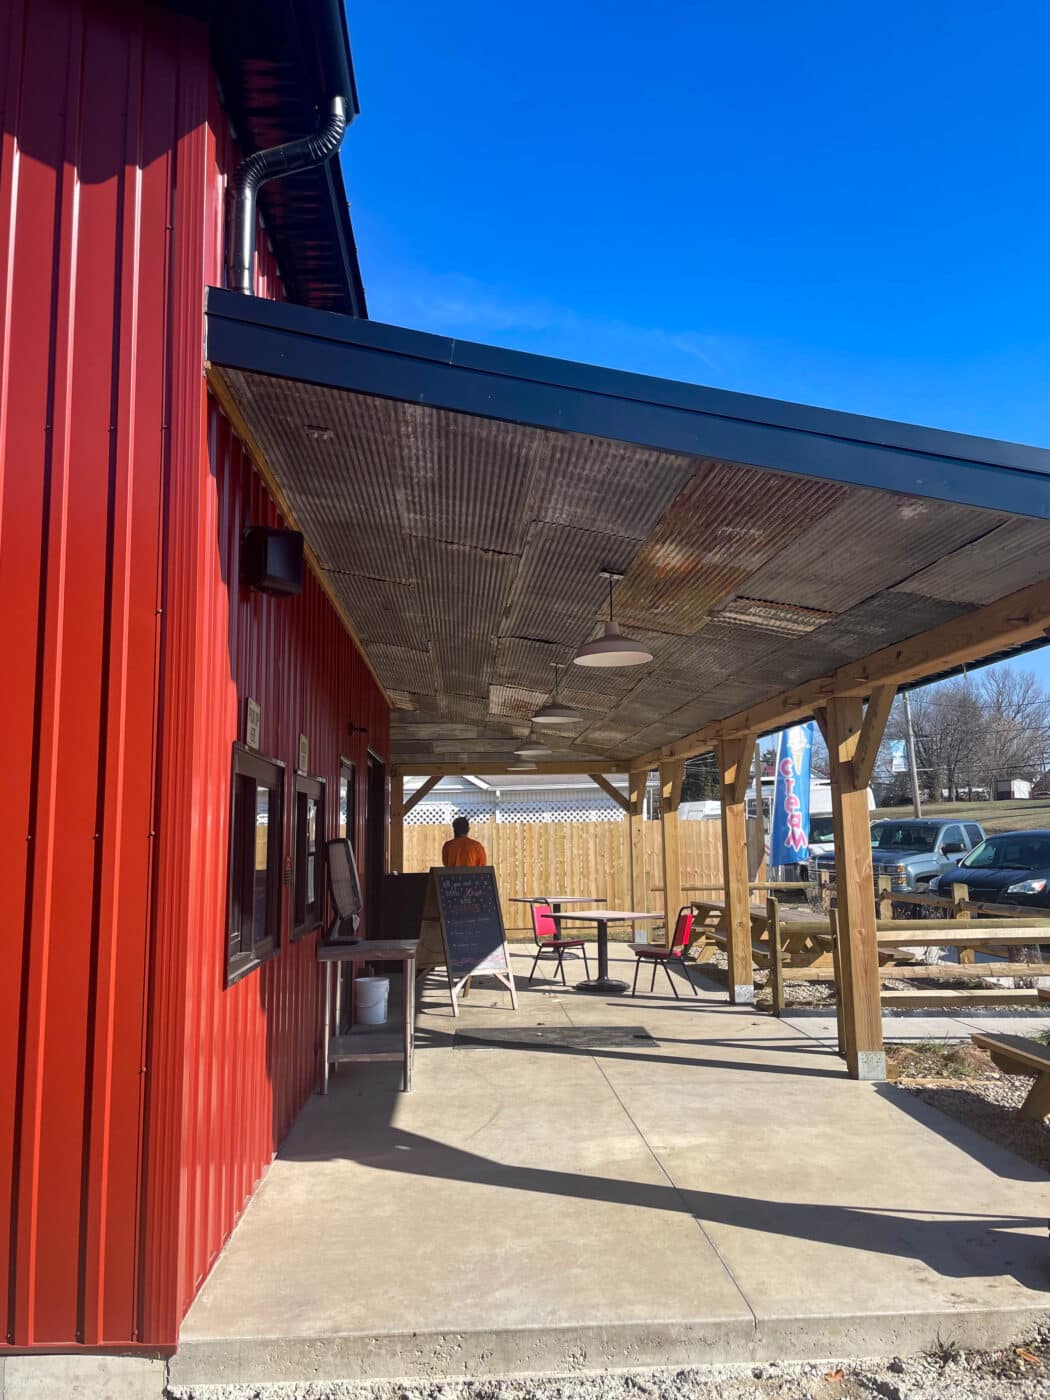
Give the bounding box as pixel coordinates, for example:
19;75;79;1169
208;0;366;318
205;287;1050;519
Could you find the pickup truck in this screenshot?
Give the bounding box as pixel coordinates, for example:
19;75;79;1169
815;817;987;892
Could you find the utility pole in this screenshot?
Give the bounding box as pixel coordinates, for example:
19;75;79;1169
903;690;922;818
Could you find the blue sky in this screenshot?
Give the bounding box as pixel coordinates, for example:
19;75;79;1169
341;0;1050;685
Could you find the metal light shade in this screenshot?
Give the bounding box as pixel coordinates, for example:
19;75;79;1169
507;759;538;771
573;621;653;668
531;702;582;725
514;740;552;756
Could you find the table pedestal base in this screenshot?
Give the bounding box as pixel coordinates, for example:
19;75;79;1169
576;977;629;996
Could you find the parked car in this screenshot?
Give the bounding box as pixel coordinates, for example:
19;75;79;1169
816;817;986;892
931;829;1050;908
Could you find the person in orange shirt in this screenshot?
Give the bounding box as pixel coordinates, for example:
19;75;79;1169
442;816;487;867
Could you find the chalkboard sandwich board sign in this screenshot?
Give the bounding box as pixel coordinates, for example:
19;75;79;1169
423;866;518;1015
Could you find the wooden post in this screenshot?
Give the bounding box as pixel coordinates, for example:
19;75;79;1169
389;772;404;874
767;895;784;1017
628;767;648;912
717;736;756;1004
952;881;975;963
876;875;894;923
825;696;886;1080
659;759;684;948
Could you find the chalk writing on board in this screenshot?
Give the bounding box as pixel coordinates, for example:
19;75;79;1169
433;868;508;980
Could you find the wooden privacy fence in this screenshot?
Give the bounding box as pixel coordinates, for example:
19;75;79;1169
402;818;736;935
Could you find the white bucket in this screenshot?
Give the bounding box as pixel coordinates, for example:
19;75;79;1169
354;975;390;1026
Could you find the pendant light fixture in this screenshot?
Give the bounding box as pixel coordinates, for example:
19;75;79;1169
507;759;538;771
573;569;653;668
514;727;552;758
531;663;582;725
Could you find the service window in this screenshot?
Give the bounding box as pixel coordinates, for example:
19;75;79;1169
227;746;284;984
293;773;326;936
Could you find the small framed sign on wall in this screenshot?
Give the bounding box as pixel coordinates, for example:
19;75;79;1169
298;733;309;773
245;697;261;750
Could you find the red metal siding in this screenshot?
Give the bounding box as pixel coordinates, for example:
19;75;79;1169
151;410;388;1338
1;0;387;1351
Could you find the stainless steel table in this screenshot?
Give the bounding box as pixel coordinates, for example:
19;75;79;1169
317;939;416;1092
553;910;662;995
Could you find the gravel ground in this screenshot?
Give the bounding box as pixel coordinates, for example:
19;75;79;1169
167;1323;1050;1399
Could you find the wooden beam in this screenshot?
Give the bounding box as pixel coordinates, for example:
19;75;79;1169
390;761;630;777
659;759;684;948
852;685;896;790
812;706;830;748
635;576;1050;768
733;734;756;805
389;772;404;874
402;775;441;816
826;697;884;1081
717;738;754;1004
589;773;630;812
628;767;648;910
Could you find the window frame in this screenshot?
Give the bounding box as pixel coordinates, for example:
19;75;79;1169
226;744;285;986
337;757;358;852
292;771;326;939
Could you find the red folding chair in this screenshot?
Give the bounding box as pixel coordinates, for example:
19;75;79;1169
629;907;698;997
528;901;591;985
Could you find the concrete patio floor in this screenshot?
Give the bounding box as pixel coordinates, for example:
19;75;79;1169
170;947;1050;1389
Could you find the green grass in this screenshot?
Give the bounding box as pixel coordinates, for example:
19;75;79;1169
877;797;1050;834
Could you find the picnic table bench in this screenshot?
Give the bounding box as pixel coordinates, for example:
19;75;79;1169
970;1033;1050;1120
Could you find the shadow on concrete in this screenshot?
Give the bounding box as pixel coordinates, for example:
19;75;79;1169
281;1109;1049;1291
874;1080;1049;1185
411;1025;846;1080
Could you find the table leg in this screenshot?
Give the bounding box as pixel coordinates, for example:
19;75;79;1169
321;961;331;1095
575;918;629;996
403;954;415;1092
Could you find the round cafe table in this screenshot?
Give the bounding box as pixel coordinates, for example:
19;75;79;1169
551;909;663;995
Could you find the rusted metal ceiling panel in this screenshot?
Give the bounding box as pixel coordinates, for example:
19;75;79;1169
614;461;848;634
365;643;435;693
534;432;699;538
502;522;642;646
325;574;423;648
896;518;1050;605
395;403;544;553
812;592;972;656
742;491;1003;614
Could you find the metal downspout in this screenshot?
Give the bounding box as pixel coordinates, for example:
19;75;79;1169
226;92;350;295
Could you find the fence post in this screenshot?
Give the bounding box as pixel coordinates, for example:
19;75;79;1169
876;875;894;923
951;881;974;963
767;895;784;1017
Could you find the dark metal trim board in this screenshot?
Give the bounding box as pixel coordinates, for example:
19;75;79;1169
205;287;1050;519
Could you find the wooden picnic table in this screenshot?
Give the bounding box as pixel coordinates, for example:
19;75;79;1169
554;909;662;996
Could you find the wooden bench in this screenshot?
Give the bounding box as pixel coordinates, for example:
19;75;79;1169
883;988;1041;1008
971;1033;1050;1120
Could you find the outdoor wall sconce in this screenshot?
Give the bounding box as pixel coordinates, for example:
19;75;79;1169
242;526;305;596
573;569;653;668
531;663;583;725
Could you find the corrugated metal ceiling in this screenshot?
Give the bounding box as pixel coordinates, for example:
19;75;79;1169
214;367;1050;767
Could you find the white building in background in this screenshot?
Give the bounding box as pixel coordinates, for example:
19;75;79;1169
993;776;1033;800
402;772;658;825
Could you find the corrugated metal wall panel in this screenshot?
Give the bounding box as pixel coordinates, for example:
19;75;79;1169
0;0;187;1347
1;0;385;1351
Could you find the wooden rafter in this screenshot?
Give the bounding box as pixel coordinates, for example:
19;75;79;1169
635;576;1050;769
402;776;441;816
852;685;896;790
589;773;630;812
